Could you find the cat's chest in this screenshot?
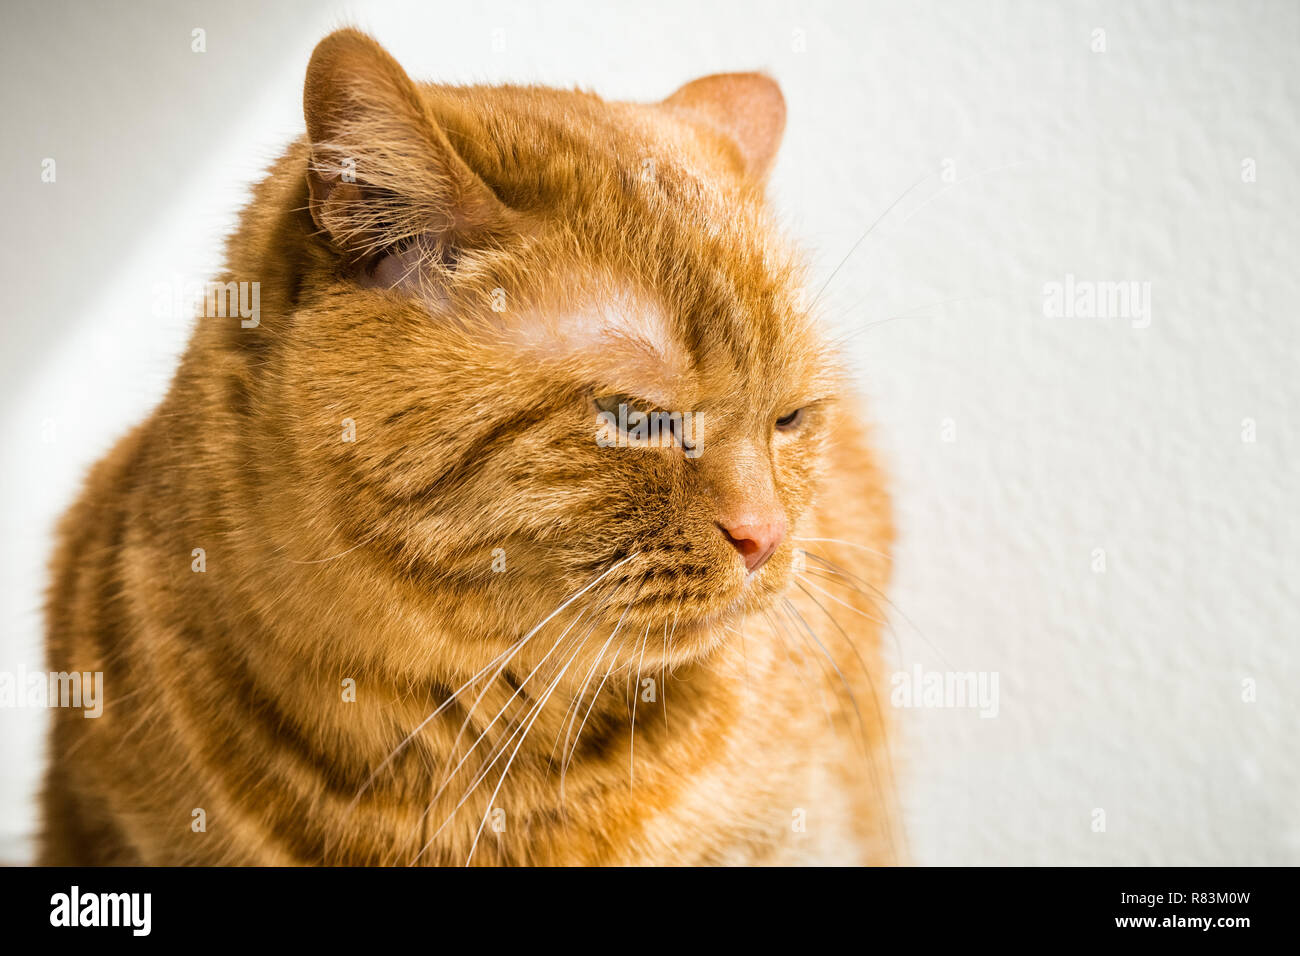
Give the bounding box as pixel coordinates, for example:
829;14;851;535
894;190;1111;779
617;695;867;865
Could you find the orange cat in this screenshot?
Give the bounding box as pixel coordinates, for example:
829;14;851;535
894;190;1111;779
40;29;898;865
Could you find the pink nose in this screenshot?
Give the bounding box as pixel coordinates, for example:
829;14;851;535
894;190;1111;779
718;517;786;573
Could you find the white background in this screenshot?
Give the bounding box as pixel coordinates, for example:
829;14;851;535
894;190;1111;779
1;0;1296;865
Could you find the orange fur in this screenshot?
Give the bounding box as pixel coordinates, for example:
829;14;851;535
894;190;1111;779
41;29;897;866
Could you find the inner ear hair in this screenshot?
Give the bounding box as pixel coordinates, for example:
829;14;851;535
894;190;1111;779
302;28;518;271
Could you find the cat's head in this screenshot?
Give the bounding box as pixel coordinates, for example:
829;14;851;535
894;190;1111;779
264;30;841;665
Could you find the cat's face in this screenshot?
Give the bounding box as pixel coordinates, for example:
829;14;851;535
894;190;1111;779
283;31;839;665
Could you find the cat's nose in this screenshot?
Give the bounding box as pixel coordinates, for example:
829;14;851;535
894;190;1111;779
717;516;786;573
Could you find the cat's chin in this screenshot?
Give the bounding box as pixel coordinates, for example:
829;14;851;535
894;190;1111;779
624;575;793;661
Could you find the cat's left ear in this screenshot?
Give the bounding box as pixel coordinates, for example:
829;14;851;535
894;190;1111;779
662;73;786;181
302;29;516;273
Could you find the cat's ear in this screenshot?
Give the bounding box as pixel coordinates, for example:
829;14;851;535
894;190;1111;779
662;73;786;181
302;29;514;271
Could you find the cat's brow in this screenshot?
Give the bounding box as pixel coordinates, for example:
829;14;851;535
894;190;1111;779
502;290;691;405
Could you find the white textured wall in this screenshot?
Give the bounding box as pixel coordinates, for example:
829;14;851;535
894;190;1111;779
1;0;1296;864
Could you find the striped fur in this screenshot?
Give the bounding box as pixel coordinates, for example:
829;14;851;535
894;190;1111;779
41;30;897;866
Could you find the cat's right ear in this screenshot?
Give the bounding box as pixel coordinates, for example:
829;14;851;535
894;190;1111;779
662;73;786;182
302;29;514;274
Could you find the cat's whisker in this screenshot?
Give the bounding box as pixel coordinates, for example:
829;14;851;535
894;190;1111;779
345;633;527;819
781;596;870;761
628;621;652;792
800;549;953;670
461;652;579;867
795;547;896;631
882;159;1027;238
432;573;619;781
552;628;617;795
795;568;905;670
791;580;909;863
424;605;592;817
421;588;624;852
806;174;931;314
660;597;682;733
442;636;588;866
565;653;619;783
779;599;848;737
415;624;593;864
791;582;884;727
829;292;1015;348
473;613;603;775
815;159;1026;334
437;553;634;712
349;555;635;827
542;615;603;780
283;525;384;565
794;569;886;626
776;596;905;862
761;606;832;733
794;535;890;562
560;600;635;804
736;615;755;701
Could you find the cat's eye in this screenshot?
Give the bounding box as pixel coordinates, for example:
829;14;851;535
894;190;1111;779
775;407;805;431
595;394;671;435
593;393;700;457
594;394;632;416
